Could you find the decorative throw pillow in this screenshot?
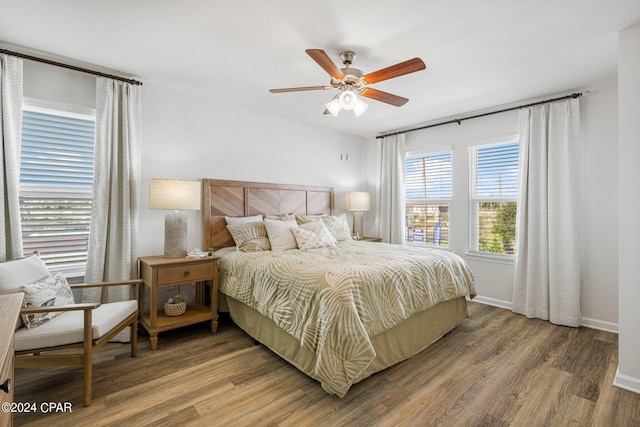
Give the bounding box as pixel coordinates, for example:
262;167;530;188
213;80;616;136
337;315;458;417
264;218;298;251
20;273;75;329
321;214;353;241
226;221;271;252
295;214;325;225
225;214;263;225
264;214;294;221
292;221;338;250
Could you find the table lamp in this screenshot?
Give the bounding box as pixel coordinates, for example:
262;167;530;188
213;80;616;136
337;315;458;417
346;191;370;240
149;179;201;258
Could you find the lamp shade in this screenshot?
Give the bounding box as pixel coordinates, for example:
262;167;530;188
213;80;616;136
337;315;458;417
149;179;201;210
345;191;370;212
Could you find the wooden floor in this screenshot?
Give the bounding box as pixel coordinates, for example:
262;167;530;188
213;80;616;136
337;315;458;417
13;302;640;427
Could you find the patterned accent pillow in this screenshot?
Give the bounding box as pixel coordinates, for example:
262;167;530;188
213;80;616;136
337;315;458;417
20;273;75;329
225;214;263;225
226;221;271;252
295;214;325;225
321;214;353;241
264;214;294;221
264;218;298;251
292;221;338;250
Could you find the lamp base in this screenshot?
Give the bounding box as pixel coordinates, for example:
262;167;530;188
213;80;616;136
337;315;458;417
352;211;364;240
164;212;187;258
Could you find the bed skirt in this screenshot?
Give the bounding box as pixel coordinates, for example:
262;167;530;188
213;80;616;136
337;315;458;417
223;295;468;395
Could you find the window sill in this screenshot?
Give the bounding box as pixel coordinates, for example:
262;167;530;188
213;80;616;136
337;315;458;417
464;251;515;265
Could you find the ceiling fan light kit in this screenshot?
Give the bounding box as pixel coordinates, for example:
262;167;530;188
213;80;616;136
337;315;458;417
338;90;358;110
270;49;426;118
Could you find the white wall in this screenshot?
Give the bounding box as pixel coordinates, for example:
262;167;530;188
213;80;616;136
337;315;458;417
580;83;619;329
616;23;640;394
138;82;369;256
21;59;369;304
366;82;620;329
20;52;624;332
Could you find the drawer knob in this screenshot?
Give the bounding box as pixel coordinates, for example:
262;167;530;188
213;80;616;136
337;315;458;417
184;270;190;277
0;378;10;393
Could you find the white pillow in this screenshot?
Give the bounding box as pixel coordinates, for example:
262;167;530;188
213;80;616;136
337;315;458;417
224;214;263;225
292;221;338;250
264;218;298;251
321;214;353;241
20;273;75;329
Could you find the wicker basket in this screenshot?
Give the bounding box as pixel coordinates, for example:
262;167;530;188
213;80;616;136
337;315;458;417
164;301;187;316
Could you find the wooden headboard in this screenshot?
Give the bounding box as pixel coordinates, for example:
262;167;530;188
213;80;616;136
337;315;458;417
202;179;334;250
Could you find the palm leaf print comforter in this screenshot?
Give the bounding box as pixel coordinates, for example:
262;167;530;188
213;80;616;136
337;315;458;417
217;241;476;397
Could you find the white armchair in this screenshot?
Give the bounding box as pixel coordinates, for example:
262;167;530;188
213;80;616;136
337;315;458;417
0;253;140;406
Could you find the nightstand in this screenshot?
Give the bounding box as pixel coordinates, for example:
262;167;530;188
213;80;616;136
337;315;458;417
138;255;219;350
356;237;382;242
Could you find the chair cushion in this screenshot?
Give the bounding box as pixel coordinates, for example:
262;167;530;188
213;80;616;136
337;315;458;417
15;300;137;352
0;254;50;295
20;273;76;329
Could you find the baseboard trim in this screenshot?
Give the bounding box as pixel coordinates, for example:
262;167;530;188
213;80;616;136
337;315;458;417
580;317;618;333
614;366;640;395
470;296;619;333
469;295;512;310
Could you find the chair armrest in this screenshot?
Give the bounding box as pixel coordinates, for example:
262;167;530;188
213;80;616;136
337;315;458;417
20;302;101;314
71;280;142;300
70;279;142;289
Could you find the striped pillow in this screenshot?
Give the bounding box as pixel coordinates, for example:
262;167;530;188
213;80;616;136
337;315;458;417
226;222;271;252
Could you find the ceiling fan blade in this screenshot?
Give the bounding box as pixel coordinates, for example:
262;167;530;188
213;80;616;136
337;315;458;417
362;58;426;85
305;49;345;80
269;86;331;93
360;88;409;107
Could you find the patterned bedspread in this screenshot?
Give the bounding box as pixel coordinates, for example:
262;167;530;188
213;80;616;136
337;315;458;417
217;241;476;397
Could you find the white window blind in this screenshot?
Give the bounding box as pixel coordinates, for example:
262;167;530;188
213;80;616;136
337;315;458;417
405;151;451;247
469;140;519;255
20;107;95;275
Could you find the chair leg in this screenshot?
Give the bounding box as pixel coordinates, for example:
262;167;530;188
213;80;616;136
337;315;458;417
83;309;93;407
131;317;138;358
83;352;92;407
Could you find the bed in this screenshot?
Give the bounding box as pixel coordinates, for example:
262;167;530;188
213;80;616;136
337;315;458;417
202;179;476;397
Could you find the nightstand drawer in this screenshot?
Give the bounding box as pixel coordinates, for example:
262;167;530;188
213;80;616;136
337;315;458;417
156;262;214;285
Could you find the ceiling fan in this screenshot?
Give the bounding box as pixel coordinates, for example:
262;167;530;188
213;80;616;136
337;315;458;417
269;49;426;117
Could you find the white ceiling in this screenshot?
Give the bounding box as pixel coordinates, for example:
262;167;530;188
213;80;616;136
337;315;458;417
1;0;640;137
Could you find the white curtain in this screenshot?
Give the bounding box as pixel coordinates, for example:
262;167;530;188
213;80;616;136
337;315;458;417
512;98;581;327
0;55;23;262
84;78;141;312
376;134;406;244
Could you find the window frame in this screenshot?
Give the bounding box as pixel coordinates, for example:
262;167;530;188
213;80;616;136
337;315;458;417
20;98;96;277
404;149;453;250
468;137;519;260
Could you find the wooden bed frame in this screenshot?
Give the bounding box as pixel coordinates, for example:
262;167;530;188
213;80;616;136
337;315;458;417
202;179;333;251
201;178;469;396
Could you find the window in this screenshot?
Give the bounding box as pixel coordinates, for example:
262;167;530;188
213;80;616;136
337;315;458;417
20;103;95;276
405;150;451;247
469;140;519;255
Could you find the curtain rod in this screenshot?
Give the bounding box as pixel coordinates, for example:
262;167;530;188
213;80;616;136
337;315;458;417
376;92;583;139
0;48;143;86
